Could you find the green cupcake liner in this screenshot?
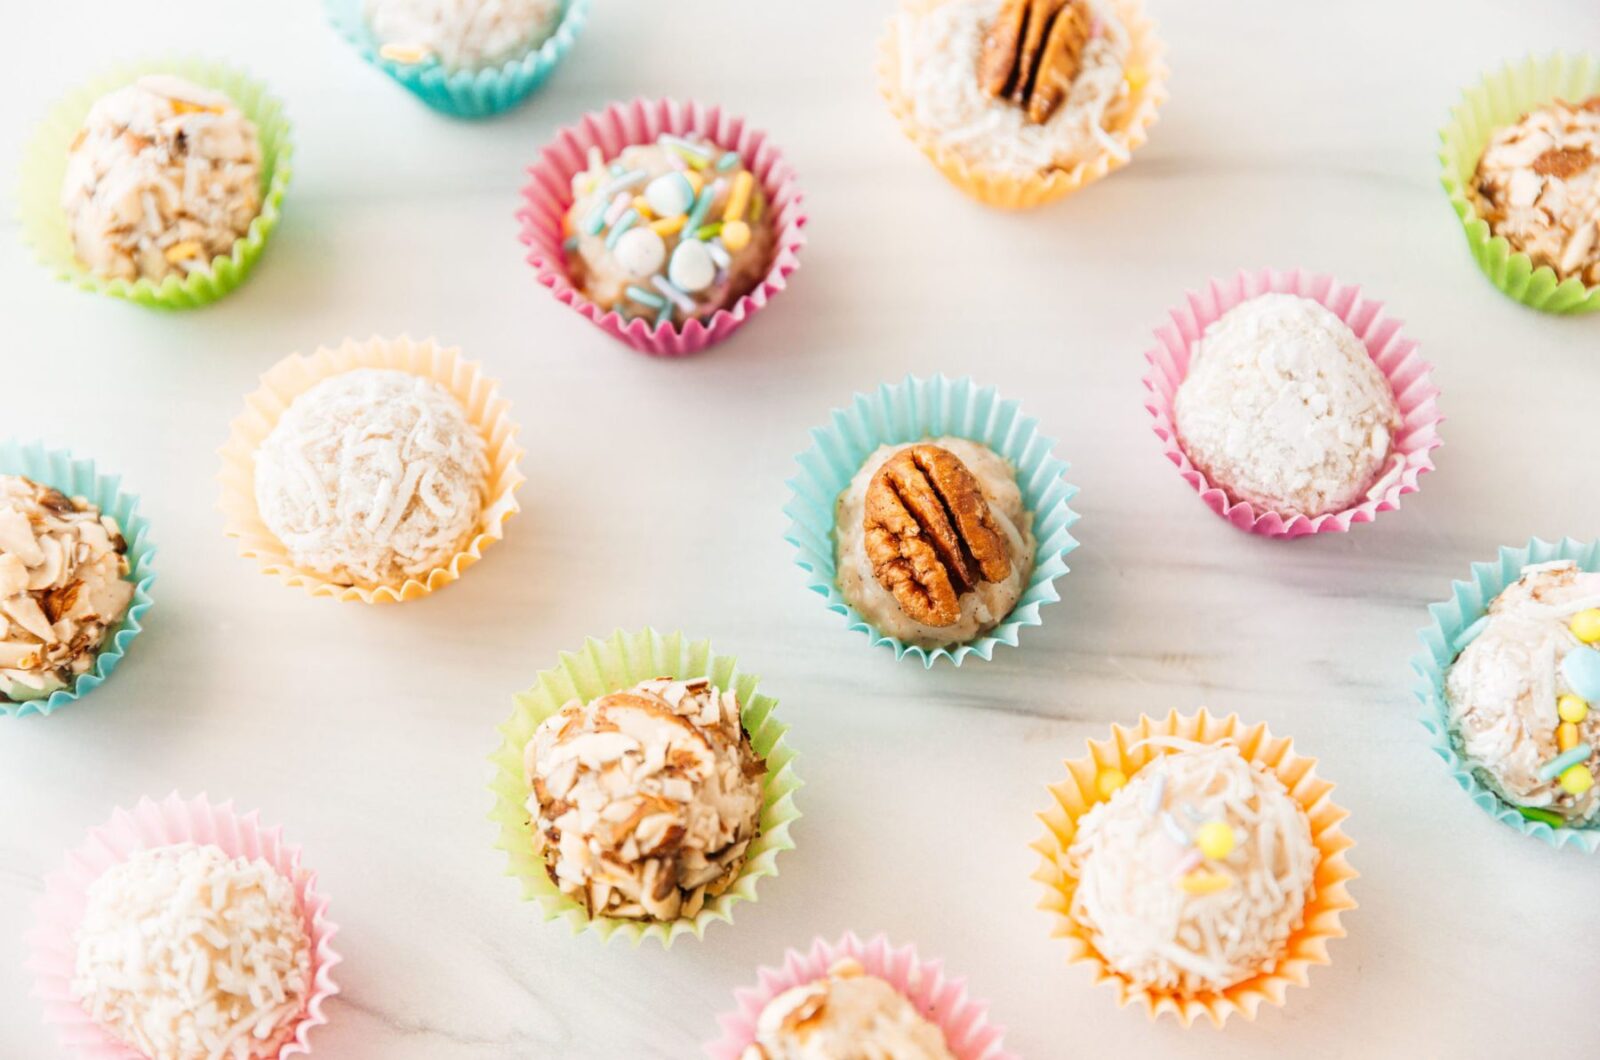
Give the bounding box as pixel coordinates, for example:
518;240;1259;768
784;374;1081;667
0;442;156;720
488;628;801;945
17;57;293;310
1413;537;1600;852
325;0;589;119
1439;52;1600;314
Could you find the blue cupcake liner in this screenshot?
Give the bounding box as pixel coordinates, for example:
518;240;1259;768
0;442;156;719
325;0;589;119
784;374;1080;667
1412;536;1600;852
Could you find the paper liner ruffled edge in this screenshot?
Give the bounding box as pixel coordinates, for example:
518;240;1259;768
1438;52;1600;314
1412;536;1600;852
516;97;808;356
25;793;341;1058
0;442;156;720
703;932;1014;1060
217;335;525;604
1031;709;1358;1028
324;0;590;118
487;628;802;946
782;373;1080;668
876;0;1168;209
1142;267;1443;538
17;56;293;310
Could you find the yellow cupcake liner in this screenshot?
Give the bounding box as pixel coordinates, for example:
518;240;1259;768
218;335;525;604
877;0;1168;209
1031;709;1357;1027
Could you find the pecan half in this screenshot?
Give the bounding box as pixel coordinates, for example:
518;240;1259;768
863;445;1012;627
977;0;1091;125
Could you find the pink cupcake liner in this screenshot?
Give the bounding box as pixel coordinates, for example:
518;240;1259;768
516;97;807;357
25;793;341;1058
705;933;1013;1060
1142;267;1442;538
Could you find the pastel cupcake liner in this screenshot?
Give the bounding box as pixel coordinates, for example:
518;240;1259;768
1142;267;1442;538
488;628;801;946
218;335;525;604
18;57;293;309
1032;709;1357;1027
325;0;589;119
704;932;1014;1060
1412;537;1600;852
25;793;341;1058
517;97;807;356
1439;52;1600;314
877;0;1168;209
0;442;155;720
784;373;1080;667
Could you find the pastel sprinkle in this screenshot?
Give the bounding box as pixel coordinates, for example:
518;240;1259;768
696;222;724;241
602;192;631;226
561;235;578;253
1516;805;1565;827
608;162;625;177
379;42;432;64
1179;870;1232;896
705;242;731;268
582;204;607;235
1160;812;1190;847
749;189;765;223
716;151;741;171
651;274;696;314
1537;745;1592;782
655;301;673;327
723;170;754;223
1172;848;1202;876
631;195;655;221
1181;801;1205;823
599;169;648;199
1451;615;1490;653
682;185;716;237
624;285;665;309
651;216;687;237
604;209;639;248
661;134;711;164
1142;773;1166;816
1559;721;1580;752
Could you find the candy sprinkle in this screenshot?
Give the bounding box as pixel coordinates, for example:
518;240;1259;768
604;210;639;249
723;171;754;223
1179;870;1232;896
1142;773;1166;816
705;242;731;269
651;275;696;314
1517;805;1565;828
1537;745;1592;782
624;285;666;309
682;185;716;237
650;216;687;238
1159;811;1190;847
716;151;741;172
379;42;431;64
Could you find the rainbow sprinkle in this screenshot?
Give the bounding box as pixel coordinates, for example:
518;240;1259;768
604;210;639;248
716;151;741;172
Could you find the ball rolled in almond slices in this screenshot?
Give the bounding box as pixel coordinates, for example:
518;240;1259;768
739;957;957;1060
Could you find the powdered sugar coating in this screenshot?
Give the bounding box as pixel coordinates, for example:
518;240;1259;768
60;75;261;283
1173;293;1401;518
1446;561;1600;823
364;0;561;69
740;958;956;1060
1066;742;1317;995
253;368;488;588
895;0;1132;177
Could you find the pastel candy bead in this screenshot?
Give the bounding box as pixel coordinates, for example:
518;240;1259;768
1559;763;1594;796
1558;693;1589;724
613;227;666;279
644;172;695;218
1560;645;1600;703
1571;608;1600;644
720;219;751;253
667;240;716;294
1095;768;1127;799
1195;819;1236;860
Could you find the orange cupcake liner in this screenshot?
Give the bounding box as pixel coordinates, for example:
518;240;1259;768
877;0;1168;209
218;335;525;604
1031;709;1357;1027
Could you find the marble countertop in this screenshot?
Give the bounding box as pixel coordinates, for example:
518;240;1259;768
3;1;1599;1056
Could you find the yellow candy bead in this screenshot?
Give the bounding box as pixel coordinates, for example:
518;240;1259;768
1095;768;1127;799
1179;870;1232;896
1559;721;1580;752
1559;694;1590;723
632;195;655;221
1570;609;1600;644
1125;65;1148;92
720;220;751;253
1195;819;1236;860
1559;763;1594;796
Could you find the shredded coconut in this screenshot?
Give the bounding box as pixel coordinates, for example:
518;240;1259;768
740;958;956;1060
365;0;561;69
253;368;488;588
896;0;1131;176
1066;742;1317;994
71;843;311;1060
1173;293;1401;518
61;75;261;283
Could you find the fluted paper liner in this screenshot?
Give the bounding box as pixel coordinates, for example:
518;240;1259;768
877;0;1167;209
218;336;525;604
784;373;1080;667
325;0;589;119
1032;709;1357;1027
1143;268;1442;538
705;933;1013;1060
1413;537;1600;852
18;57;293;309
0;442;155;720
489;628;802;945
26;793;341;1057
518;97;807;356
1439;52;1600;314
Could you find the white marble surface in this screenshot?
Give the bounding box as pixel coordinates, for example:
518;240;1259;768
3;1;1599;1057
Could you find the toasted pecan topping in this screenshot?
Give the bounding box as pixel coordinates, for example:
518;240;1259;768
977;0;1091;124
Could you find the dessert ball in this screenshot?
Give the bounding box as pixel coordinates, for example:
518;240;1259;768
253;368;488;588
523;676;766;921
1173;293;1401;518
71;843;312;1060
365;0;561;69
835;438;1035;648
1472;97;1600;285
0;475;133;702
740;957;956;1060
1446;560;1600;823
61;75;262;282
895;0;1135;175
563;134;774;326
1067;743;1317;994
